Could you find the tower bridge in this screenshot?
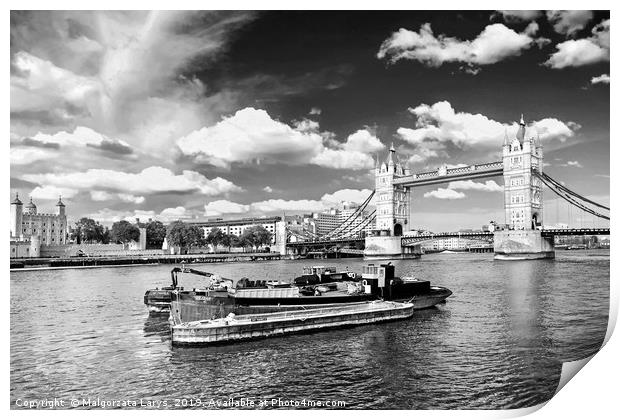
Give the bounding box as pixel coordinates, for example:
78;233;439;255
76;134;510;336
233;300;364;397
281;115;609;260
393;161;503;187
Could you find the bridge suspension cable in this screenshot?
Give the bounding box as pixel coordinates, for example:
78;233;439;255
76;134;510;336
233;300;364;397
330;210;376;240
318;190;375;239
539;172;609;210
536;173;609;221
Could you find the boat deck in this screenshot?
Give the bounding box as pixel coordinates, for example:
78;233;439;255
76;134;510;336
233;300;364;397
171;300;414;345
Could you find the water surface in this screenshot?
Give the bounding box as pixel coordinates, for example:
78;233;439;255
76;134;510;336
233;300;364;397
10;250;609;409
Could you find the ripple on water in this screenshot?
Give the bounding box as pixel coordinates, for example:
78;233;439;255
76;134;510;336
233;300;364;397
10;251;609;409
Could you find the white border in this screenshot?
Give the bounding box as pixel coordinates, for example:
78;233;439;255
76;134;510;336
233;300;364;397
4;2;616;419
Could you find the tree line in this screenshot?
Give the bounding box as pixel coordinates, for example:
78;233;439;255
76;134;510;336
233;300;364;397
166;221;272;253
69;218;272;252
70;218;166;248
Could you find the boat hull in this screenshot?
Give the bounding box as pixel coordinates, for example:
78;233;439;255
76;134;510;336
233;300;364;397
171;301;414;345
169;285;452;324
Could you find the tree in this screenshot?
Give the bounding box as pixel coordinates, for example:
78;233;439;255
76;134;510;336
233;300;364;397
220;233;233;251
70;217;105;244
101;227;111;244
206;227;225;250
145;220;166;249
110;220;141;245
240;225;272;250
230;234;248;251
166;221;203;253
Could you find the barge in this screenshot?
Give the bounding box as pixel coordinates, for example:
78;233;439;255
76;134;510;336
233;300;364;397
171;300;415;345
169;263;451;323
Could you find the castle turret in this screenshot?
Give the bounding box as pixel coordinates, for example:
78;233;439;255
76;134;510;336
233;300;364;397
56;195;65;217
10;193;23;238
24;197;37;215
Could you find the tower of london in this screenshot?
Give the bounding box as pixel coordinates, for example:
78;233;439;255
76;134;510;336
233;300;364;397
10;194;68;258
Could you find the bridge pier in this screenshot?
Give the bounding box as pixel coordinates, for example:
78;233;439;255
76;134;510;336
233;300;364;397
493;229;555;260
364;235;420;260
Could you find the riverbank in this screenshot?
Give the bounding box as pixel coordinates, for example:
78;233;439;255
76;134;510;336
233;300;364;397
10;252;284;271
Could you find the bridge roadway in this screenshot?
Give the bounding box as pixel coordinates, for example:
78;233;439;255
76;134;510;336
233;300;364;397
401;231;494;246
539;228;610;237
393;161;503;187
288;228;611;249
287;237;365;247
402;228;610;246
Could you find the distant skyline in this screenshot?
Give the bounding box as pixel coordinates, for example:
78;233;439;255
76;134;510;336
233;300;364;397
10;10;610;231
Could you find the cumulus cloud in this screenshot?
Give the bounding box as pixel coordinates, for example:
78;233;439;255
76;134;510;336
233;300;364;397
11;51;101;116
23;166;242;198
86;206;198;225
320;189;374;205
447;180;503;192
398;101;578;150
494;10;543;23
546;11;594;36
30;126;134;155
204;200;250;216
591;74;610;85
251;199;327;213
377;23;544;72
11;11;254;157
253;188;374;214
423;188;466;200
405;147;442;165
160;206;194;220
177;107;384;170
10;127;139;173
263;186;273;193
341;129;385;153
293;118;321;132
10;148;55;166
309;107;322;115
545;19;609;68
30;185;79;200
198;188;374;217
90;191;145;204
177;107;323;167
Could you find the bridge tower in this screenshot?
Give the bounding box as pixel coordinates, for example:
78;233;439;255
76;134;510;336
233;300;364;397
374;143;409;236
502;115;544;230
495;115;554;259
365;144;418;259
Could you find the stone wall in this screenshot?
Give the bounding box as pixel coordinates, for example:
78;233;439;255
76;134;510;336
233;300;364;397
40;244;164;258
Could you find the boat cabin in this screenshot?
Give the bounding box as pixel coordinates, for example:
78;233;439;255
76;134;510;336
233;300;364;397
362;263;395;282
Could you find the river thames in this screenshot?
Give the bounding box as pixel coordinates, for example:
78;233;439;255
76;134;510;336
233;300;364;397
10;250;609;409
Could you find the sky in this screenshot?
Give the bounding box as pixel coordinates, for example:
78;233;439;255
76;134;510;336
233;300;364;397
9;10;610;231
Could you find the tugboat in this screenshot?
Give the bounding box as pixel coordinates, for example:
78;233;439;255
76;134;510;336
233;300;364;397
168;263;452;324
360;263;452;308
